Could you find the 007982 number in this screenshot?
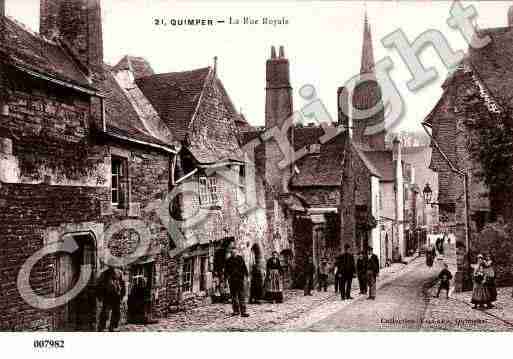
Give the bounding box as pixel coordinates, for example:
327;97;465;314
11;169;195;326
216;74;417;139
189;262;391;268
33;340;64;349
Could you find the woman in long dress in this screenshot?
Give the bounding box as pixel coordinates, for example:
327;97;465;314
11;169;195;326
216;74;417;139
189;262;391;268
265;251;284;303
472;254;490;309
483;254;497;308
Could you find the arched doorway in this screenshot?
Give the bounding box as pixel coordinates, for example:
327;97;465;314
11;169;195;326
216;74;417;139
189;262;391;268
54;233;97;331
280;249;293;289
250;243;263;271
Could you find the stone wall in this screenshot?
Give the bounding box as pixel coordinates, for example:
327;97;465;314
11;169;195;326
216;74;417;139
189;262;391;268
341;146;373;251
429;65;513;290
0;183;105;330
0;68;177;329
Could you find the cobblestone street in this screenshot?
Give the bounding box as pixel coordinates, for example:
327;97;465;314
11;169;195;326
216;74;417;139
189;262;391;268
119;256;421;332
119;246;513;332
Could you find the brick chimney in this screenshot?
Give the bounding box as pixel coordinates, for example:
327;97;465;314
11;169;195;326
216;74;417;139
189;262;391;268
264;45;293;247
265;45;293;192
40;0;104;75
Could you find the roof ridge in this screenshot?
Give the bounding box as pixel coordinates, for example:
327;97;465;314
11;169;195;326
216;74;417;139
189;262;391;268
5;15;56;45
144;66;211;79
187;66;214;135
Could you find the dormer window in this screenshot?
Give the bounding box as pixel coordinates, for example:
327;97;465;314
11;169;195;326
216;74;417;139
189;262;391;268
198;175;221;207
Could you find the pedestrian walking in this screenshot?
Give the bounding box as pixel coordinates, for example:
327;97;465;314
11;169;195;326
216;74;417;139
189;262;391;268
471;254;490;310
317;260;329;292
356;251;368;295
249;263;263;304
303;256;315;296
339;244;355;300
97;266;126;332
225;245;250;317
367;247;379;300
265;251;284;303
436;263;452;299
483;254;497;308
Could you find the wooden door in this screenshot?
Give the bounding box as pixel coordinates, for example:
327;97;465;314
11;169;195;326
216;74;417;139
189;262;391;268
54;235;96;331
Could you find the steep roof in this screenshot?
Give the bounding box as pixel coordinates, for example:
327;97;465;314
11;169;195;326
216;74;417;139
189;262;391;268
352;145;382;178
136;67;211;141
291;127;347;187
100;66;173;149
3;16;93;90
113;55;155;79
360;149;395;181
468;27;513;111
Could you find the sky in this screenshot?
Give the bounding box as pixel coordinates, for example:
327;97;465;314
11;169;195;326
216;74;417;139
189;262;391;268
5;0;513;132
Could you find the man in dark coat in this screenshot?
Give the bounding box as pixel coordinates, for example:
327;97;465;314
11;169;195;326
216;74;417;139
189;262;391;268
367;247;380;300
339;244;355;300
303;256;315;296
97;266;126;332
356;251;368;295
224;246;249;317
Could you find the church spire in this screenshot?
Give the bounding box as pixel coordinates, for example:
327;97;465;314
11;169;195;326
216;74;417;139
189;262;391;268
360;9;375;74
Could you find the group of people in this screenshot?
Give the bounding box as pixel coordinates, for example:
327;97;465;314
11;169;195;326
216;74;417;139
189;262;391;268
333;244;380;300
226;249;289;316
225;243;383;316
94;244;383;328
471;253;497;310
434;252;497;310
248;250;285;305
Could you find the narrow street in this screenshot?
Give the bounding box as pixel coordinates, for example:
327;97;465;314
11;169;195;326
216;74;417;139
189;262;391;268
307;257;441;331
120;246;513;332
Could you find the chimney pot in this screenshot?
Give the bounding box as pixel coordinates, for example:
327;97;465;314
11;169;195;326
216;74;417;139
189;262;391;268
279;46;285;58
508;5;513;26
271;46;277;59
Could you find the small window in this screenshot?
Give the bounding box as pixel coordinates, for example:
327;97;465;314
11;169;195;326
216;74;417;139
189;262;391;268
208;176;218;204
111;157;125;207
182;258;194;293
199;176;209;204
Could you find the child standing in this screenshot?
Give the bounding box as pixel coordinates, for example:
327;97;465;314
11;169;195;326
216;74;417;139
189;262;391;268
436;263;453;299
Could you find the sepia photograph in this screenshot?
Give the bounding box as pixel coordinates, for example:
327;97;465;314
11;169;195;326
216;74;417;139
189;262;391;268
1;0;513;355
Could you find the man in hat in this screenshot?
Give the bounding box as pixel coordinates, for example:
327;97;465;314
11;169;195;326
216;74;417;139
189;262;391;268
339;244;355;300
367;247;380;300
97;266;126;332
224;244;250;317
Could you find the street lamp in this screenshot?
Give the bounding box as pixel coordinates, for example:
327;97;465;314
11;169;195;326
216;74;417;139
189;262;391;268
421;183;433;252
422;123;473;292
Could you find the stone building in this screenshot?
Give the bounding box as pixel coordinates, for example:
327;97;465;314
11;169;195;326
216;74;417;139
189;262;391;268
401;146;439;251
130;60;276;304
423;9;513;290
240;45;379;288
0;0;181;330
338;13;409;264
0;0;268;330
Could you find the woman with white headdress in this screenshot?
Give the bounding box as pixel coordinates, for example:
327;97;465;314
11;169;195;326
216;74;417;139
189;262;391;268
471;254;490;310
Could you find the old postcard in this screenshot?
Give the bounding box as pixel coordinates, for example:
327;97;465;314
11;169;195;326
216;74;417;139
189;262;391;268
1;1;513;347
